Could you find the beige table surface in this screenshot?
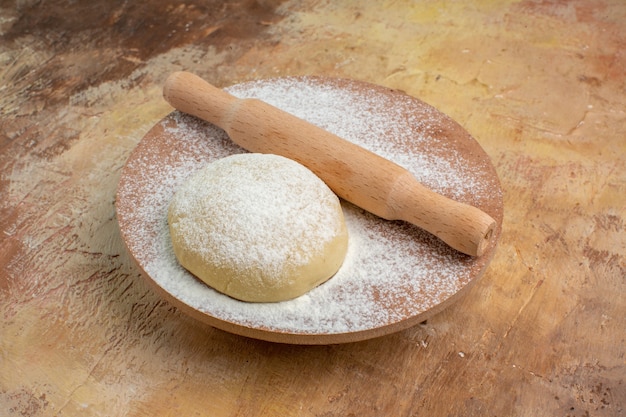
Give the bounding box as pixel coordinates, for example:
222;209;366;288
1;1;624;416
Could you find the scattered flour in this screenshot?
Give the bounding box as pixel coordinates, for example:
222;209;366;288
117;77;500;336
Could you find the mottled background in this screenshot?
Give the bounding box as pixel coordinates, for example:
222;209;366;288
1;1;624;416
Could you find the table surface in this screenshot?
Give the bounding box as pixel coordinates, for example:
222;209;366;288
1;1;624;416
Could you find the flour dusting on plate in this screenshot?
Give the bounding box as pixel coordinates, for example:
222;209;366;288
116;77;501;336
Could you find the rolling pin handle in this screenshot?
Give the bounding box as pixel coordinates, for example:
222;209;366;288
164;71;237;128
390;172;496;257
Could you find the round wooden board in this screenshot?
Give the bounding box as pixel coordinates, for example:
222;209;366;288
116;76;503;344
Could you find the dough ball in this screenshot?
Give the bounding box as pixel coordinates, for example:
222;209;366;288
168;153;348;302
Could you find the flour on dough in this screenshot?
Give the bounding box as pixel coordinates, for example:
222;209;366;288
168;153;348;302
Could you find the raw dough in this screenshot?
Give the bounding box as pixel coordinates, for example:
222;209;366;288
168;153;348;302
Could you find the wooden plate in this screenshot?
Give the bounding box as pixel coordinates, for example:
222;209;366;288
116;76;503;344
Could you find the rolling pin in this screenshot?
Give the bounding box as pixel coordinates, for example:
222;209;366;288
163;71;496;257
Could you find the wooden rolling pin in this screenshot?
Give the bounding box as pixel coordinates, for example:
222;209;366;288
163;71;496;257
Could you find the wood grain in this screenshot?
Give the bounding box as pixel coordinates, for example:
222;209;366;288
1;0;624;416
